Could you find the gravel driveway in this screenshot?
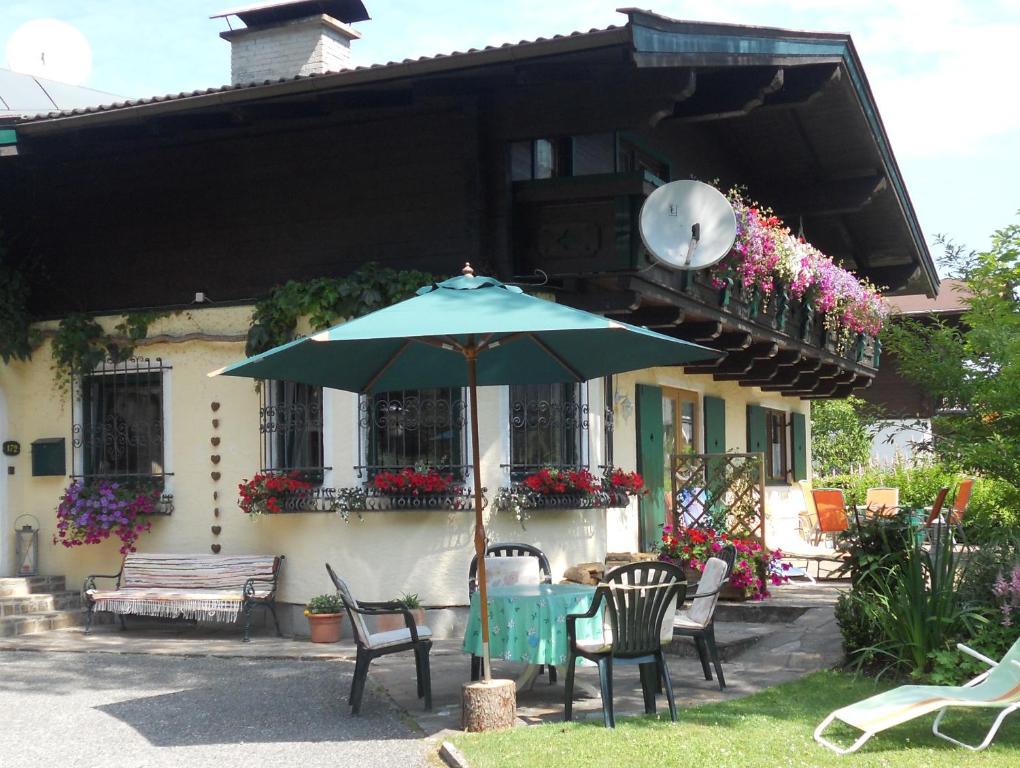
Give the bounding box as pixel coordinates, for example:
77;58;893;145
0;651;429;768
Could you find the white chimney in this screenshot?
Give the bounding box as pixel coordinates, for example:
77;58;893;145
214;1;368;86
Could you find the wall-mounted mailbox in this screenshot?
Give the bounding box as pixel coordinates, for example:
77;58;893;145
31;438;65;477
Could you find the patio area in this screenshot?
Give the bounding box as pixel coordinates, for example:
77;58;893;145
0;581;842;736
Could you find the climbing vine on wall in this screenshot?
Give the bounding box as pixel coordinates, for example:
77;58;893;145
0;229;34;364
50;311;166;392
245;262;436;356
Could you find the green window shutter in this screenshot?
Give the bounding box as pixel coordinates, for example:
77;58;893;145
636;384;664;551
747;404;767;454
791;411;807;481
703;396;726;453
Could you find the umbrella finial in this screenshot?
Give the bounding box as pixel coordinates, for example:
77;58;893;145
462;262;475;277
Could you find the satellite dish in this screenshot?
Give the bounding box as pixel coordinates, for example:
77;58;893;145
5;19;93;85
638;180;737;270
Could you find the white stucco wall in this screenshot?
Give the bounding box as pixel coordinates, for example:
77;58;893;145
0;305;812;607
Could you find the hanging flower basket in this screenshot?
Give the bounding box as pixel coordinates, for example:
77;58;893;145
54;480;159;555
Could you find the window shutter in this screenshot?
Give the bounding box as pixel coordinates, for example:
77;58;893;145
791;411;808;481
636;384;665;551
747;404;767;454
703;396;726;453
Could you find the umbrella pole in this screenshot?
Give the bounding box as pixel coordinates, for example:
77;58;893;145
466;349;492;682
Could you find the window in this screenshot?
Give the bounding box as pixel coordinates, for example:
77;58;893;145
510;134;615;181
764;408;789;483
509;383;586;478
618;135;670;184
75;358;169;485
360;388;465;473
603;375;614;468
260;381;324;483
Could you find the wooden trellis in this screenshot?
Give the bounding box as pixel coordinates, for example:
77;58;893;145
670;452;766;546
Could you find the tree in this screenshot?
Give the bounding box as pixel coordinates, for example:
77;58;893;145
883;220;1020;489
810;395;875;475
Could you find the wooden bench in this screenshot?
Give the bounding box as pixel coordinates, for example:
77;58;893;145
83;553;285;642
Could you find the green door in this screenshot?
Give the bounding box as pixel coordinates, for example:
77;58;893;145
636;383;664;551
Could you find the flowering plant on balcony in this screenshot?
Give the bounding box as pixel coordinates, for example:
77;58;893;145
54;479;158;554
238;471;312;516
713;189;888;338
371;467;458;495
605;468;648;496
656;523;789;601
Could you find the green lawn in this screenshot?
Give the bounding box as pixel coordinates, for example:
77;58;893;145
450;671;1020;768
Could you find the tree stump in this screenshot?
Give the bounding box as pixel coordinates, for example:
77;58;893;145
461;678;516;732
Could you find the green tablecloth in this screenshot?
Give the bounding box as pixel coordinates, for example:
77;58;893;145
462;583;604;666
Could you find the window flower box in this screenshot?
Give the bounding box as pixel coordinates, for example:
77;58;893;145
496;467;646;523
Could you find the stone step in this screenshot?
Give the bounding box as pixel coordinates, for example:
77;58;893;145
0;576;68;597
0;609;80;638
0;591;81;617
664;621;773;661
713;582;844;624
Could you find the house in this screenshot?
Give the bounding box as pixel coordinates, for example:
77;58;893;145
0;2;936;634
861;278;968;464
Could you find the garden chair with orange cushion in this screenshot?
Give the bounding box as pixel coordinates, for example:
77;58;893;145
864;487;900;517
926;480;973;543
811;488;851;547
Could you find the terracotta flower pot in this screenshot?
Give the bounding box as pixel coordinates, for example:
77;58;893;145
307;612;343;643
374;607;425;633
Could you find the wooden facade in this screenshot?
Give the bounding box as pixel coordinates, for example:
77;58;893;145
0;10;936;397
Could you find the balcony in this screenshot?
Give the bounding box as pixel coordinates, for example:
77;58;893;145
512;172;880;398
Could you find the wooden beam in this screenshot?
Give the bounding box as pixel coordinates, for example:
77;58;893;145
774;175;887;219
561;291;641;314
667;67;784;123
625;306;685;328
686;341;777;375
715;331;753;351
671;321;723;343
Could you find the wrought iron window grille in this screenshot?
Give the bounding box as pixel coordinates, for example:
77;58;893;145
259;381;327;484
507;383;590;479
357;389;467;478
72;357;171;488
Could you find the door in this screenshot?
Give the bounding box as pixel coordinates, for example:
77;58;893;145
662;387;699;526
635;384;663;551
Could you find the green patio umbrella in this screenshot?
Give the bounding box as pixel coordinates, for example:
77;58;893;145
211;265;720;680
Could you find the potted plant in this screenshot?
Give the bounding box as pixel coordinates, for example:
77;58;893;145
375;591;425;632
54;479;159;554
655;524;790;601
371;467;457;497
304;593;344;643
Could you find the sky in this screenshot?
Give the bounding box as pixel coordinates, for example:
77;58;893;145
2;0;1018;265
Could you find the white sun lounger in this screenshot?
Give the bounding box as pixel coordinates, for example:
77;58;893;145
814;638;1020;754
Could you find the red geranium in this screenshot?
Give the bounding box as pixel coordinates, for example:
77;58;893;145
372;467;456;495
238;471;312;516
521;468;600;495
607;469;648;496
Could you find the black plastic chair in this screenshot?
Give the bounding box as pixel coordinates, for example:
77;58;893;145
325;563;432;715
564;561;686;728
468;542;555;683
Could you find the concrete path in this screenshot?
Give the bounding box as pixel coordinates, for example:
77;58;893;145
0;651;429;768
0;580;843;765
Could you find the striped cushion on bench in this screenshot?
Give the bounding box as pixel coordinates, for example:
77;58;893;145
87;553;281;623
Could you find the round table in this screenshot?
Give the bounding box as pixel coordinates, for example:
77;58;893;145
462;583;604;670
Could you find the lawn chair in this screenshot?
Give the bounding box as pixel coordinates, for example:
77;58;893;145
325;563;432;715
811;488;851;547
672;556;730;690
564;561;686;728
814;638;1020;754
468;542;554;682
865;487;900;517
926;479;973;543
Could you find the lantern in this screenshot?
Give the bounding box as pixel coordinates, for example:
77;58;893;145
14;515;39;577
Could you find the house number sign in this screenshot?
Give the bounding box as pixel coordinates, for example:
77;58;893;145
2;441;20;457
